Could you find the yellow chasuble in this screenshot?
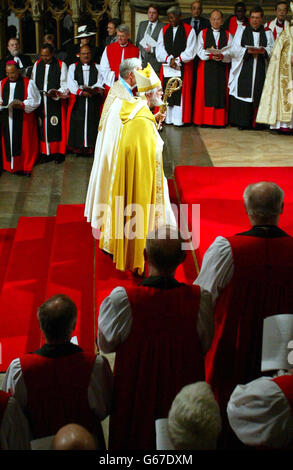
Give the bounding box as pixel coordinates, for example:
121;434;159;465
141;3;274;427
99;98;165;275
257;26;293;125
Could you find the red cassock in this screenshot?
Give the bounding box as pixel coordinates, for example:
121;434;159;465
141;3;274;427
193;28;230;126
159;23;194;124
109;284;205;450
227;16;240;36
1;77;39;173
20;352;101;439
205;234;293;416
106;41;140;80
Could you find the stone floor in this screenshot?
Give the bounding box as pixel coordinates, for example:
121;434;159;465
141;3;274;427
1;125;292;231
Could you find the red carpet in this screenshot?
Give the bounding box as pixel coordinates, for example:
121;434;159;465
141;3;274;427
0;229;15;293
45;204;95;353
174;166;293;267
0;217;55;371
3;168;291;371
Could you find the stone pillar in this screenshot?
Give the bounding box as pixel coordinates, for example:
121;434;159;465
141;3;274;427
69;0;81;44
31;0;42;54
110;0;120;18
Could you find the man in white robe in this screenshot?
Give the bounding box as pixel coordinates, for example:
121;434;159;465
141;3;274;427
264;1;289;40
228;6;274;129
156;6;197;126
256;8;293;131
84;57;142;233
0;61;41;175
67;44;104;157
31;43;68;164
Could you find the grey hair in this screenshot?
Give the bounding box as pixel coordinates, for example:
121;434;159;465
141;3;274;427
119;58;142;79
117;23;130;35
243;181;284;222
168;382;222;450
138;86;160;98
167;6;182;16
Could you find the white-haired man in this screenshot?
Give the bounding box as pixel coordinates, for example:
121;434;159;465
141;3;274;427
194;181;293;439
98;226;214;450
100;24;140;83
85;57;142;230
156;382;221;450
98;63;177;275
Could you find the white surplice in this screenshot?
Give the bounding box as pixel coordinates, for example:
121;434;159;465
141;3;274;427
228;25;274;103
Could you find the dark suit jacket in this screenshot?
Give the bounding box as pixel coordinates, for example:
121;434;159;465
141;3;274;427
183;16;210;35
136;20;164;74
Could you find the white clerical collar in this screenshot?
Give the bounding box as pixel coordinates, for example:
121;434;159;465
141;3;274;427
212;28;220;32
82;64;90;68
120;42;128;48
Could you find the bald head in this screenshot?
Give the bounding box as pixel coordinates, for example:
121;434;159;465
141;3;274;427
145;225;186;276
243;182;284;226
37;294;77;343
53;424;97;450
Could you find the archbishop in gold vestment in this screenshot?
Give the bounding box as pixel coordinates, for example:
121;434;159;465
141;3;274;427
84;80;135;230
256;25;293;126
99;97;173;275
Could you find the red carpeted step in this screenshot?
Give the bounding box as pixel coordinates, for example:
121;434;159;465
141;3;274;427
0;217;55;371
174;166;293;267
45;204;95;353
0;229;16;294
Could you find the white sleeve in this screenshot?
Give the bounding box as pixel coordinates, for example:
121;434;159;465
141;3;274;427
155;29;171;64
88;355;113;421
59;61;68;92
23;79;41;113
194;236;234;304
67;63;80;95
1;358;27;410
227;376;293;449
100;47;111;76
97;286;132;354
196;30;209;61
31;62;37;83
1;396;32;450
265;30;274;58
178;27;197;63
221;32;233;63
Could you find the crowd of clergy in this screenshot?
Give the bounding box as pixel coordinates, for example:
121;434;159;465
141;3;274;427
0;0;291;177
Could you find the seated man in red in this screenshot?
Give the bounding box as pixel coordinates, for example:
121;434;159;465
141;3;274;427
2;294;113;448
194;181;293;440
98;225;214;450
